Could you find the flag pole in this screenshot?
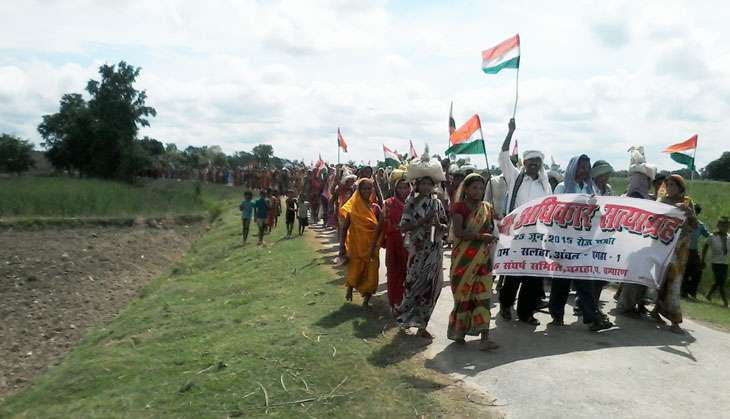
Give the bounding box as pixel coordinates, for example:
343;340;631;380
337;128;341;165
512;65;520;118
477;116;495;208
449;101;454;148
691;136;698;181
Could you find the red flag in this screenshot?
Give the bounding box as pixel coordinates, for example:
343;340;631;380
450;114;481;144
337;128;348;152
409;140;418;159
662;134;698;153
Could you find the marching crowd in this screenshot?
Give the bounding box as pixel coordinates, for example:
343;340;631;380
240;119;730;350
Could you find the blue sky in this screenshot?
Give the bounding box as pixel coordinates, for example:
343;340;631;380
1;0;728;171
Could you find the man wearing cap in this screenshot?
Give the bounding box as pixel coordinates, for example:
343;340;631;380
703;216;730;307
498;118;552;325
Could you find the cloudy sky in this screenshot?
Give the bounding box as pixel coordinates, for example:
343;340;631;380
1;0;728;170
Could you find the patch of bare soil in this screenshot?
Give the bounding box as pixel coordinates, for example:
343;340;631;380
0;223;204;400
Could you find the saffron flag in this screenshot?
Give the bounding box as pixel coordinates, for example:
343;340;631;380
383;145;400;167
482;34;520;75
450;114;481;144
662;134;697;153
337;128;348;152
409;140;418;160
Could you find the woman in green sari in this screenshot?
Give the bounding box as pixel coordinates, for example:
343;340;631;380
448;173;499;350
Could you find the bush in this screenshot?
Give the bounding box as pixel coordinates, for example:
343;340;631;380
0;134;35;174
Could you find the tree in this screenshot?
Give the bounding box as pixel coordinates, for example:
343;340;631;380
703;152;730;182
38;61;156;181
252;144;274;166
0;134;35;174
38;93;94;174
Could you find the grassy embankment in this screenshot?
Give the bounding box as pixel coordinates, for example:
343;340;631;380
612;177;730;328
0;191;488;418
0;177;242;219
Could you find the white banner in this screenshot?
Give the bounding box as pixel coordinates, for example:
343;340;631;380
493;194;686;287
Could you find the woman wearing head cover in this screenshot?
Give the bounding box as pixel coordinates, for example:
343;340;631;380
339;179;381;306
397;148;449;339
549;155;613;331
616;147;657;314
591;160;614;196
651;174;696;333
368;168;411;312
448;173;500;349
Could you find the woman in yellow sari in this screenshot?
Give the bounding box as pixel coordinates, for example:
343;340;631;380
449;173;499;350
339;179;381;306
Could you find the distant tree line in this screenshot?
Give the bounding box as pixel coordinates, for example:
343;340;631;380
0;61;289;181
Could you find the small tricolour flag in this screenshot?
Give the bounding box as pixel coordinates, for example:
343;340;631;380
663;134;698;170
409;140;418;160
383;145;400;167
337;128;348;152
482;34;520;75
450;114;481;145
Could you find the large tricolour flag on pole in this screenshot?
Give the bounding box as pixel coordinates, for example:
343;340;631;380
482;34;520;74
337;128;348;152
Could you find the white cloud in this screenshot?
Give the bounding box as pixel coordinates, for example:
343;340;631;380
1;0;729;172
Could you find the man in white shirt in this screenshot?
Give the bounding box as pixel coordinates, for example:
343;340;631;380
497;118;551;325
703;216;730;307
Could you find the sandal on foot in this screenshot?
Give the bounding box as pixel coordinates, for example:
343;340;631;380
479;340;499;351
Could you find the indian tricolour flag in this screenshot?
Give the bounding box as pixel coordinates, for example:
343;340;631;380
383;145;400;167
482;34;520;74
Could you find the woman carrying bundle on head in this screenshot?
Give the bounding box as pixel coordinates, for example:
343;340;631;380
448;173;500;350
397;148;448;340
652;174;697;334
339;178;381;306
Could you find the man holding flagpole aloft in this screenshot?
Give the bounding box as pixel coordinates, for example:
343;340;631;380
498;118;552;325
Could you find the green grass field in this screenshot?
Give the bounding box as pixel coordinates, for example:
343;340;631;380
0;177;246;218
0;202;483;418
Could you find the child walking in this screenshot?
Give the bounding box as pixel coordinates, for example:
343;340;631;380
297;193;311;236
285;190;297;238
254;190;270;246
239;191;254;244
704;216;730;307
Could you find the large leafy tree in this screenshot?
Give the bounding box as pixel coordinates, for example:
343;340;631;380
38;61;156;181
0;134;35;174
703;152;730;182
252;144;274;166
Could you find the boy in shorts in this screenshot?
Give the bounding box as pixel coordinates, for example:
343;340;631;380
239;191;254;244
